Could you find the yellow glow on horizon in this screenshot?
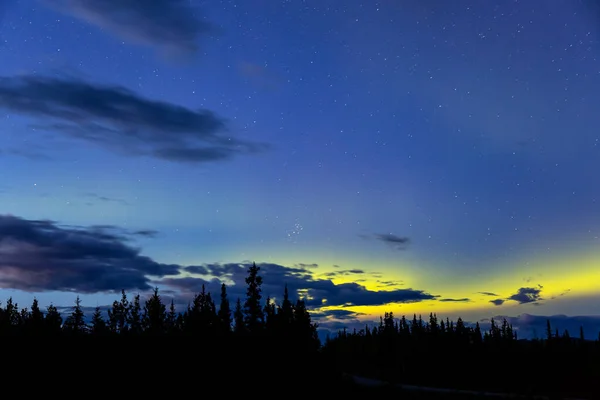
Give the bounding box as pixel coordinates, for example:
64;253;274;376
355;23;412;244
313;250;600;323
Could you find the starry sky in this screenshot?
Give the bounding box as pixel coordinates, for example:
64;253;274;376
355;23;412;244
1;0;600;338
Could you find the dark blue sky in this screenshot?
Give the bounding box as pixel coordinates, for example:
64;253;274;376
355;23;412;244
0;0;599;337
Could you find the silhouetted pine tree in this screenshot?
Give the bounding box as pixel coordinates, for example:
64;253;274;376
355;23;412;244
244;262;264;334
129;294;143;335
90;306;107;335
166;299;178;334
108;290;130;334
28;298;44;334
45;304;62;334
233;298;244;334
217;283;232;333
63;296;87;334
292;298;319;350
143;288;166;335
263;296;276;332
277;284;294;335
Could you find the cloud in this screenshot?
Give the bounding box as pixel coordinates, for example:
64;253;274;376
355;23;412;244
438;298;471;302
373;233;410;250
0;75;267;163
488;285;544;306
508;286;543;304
83;192;130;206
295;263;318;268
478;291;499;296
321;269;365;277
132;229;159;238
0;215;180;293
0;215;437;310
163;262;437;308
310;309;365;321
376;280;404;288
46;0;213;58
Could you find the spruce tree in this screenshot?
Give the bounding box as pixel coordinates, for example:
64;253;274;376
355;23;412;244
45;304;62;334
129;294;143;335
63;296;87;334
90;306;107;335
233;298;244;334
218;283;232;333
143;287;166;335
29;298;44;333
243;262;264;334
167;299;178;334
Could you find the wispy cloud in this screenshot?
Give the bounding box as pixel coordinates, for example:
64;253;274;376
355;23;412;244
478;291;499;297
46;0;214;58
364;233;410;250
0;75;268;163
438;298;471;302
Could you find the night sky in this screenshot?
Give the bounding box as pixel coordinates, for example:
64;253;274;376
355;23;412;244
1;0;599;338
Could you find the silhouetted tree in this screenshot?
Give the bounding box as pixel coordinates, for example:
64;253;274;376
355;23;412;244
218;283;232;333
28;298;44;334
90;306;107;335
63;296;86;334
234;298;245;335
244;262;263;333
166;299;178;334
45;304;62;334
129;294;143;335
143;288;166;335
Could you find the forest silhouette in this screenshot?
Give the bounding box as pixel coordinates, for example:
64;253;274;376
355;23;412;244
1;262;598;399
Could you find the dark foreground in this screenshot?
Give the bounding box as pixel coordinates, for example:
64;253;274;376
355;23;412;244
10;339;593;400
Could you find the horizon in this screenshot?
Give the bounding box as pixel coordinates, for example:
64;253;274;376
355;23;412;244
1;0;600;342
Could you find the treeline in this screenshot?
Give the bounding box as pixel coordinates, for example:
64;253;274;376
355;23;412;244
324;312;600;398
0;263;318;346
0;263;330;393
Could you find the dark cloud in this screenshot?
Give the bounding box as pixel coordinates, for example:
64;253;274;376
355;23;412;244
0;75;267;163
132;229;159;238
83;193;129;206
163;262;437;308
373;233;410;250
438;298;471;302
0;215;180;293
321;269;365;277
46;0;213;57
478;291;499;296
307;309;365;321
508;286;543;304
295;263;318;268
377;280;404;287
488;285;544;306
